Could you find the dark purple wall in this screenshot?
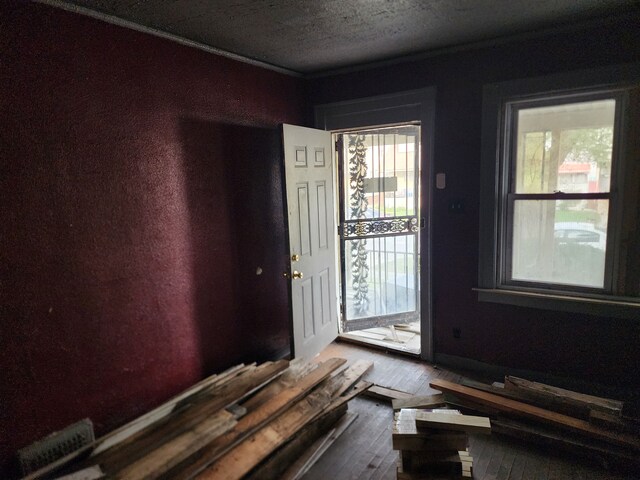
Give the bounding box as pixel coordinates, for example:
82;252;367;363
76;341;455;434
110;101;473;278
0;3;304;476
310;16;640;387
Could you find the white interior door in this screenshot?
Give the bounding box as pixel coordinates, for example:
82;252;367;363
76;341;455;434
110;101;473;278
283;124;338;360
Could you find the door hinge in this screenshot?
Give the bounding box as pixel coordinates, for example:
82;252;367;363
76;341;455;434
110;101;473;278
335;134;343;152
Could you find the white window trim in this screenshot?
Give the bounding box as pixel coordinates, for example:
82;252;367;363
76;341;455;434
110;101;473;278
478;64;640;319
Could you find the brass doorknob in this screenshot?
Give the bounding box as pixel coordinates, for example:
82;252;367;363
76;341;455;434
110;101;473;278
291;271;303;279
291;254;300;262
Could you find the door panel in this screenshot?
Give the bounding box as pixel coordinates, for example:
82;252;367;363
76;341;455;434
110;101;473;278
283;124;337;359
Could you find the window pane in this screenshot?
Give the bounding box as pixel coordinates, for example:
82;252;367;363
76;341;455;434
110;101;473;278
511;199;608;288
343;127;419;220
515;99;615;194
344;235;418;320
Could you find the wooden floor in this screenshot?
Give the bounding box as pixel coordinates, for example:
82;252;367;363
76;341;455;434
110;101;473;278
306;342;636;480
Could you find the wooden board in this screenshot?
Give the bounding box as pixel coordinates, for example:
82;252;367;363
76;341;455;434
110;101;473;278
243;405;348;480
461;379;590;419
241;359;317;412
400;450;471;473
363;385;413;402
114;410;237;480
393;434;469;453
92;360;289;475
414;411;491;435
392;394;446;411
24;365;254;480
430;379;640;451
589;409;640;434
333;359;373;397
504;376;623;417
442;393;501;417
195;381;371;480
94;364;249;455
164;358;347;480
392;409;468;451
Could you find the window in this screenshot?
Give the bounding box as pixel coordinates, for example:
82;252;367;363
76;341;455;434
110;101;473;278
478;65;640;317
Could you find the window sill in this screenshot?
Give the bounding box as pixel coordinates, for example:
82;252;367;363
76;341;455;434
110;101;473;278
474;288;640;319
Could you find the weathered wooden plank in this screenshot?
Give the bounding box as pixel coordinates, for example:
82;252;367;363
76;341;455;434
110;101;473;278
442;392;501;417
332;360;373;397
393;435;468;450
462;378;590;419
243;405;348;480
114;410;237;480
392;409;468;451
504;376;623;416
415;411;491;435
164;358;347;480
196;381;371;480
94;360;289;474
589;409;640;434
430;379;640;451
95;364;249;455
363;385;413;402
241;359;317;412
392;393;446;411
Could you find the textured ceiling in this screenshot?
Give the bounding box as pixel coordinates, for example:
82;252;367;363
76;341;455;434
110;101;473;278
60;0;635;74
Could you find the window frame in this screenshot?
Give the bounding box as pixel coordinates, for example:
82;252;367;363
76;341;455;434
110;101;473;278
477;64;640;318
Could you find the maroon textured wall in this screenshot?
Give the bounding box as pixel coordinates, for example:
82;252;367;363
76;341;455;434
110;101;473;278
0;3;304;476
310;15;640;387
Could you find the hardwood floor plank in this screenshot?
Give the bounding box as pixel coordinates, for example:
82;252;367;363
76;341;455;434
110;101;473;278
495;448;517;480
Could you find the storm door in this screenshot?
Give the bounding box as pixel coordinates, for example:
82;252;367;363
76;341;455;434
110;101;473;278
337;125;421;332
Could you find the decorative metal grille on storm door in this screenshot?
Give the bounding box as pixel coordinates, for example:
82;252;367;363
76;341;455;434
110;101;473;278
337;125;421;332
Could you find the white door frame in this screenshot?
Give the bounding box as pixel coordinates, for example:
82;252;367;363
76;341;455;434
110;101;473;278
315;87;436;362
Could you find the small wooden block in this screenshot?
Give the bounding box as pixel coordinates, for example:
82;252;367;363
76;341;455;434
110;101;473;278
400;450;468;474
393;410;468;451
415;411;492;435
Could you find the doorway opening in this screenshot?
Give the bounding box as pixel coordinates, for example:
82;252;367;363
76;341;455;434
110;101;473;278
335;124;421;355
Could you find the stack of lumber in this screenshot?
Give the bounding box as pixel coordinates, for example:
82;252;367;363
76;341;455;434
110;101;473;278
430;376;640;468
26;357;372;480
392;408;491;479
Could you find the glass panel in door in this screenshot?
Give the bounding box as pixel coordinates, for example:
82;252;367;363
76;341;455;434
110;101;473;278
338;125;420;332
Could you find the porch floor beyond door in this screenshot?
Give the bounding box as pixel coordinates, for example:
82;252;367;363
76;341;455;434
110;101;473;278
339;321;420;355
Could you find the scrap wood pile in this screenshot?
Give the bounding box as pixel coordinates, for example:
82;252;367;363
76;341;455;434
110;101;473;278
29;357;372;480
393;407;491;479
429;375;640;468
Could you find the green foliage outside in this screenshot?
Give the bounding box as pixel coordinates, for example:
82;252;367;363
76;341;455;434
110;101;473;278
554;208;601;223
